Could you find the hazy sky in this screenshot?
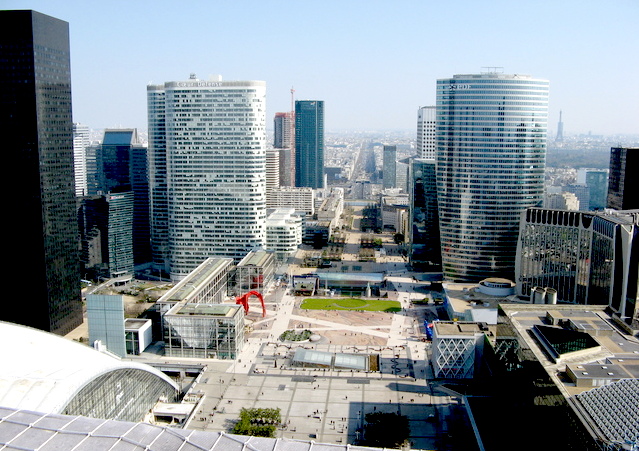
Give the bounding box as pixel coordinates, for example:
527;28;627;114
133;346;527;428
4;0;638;136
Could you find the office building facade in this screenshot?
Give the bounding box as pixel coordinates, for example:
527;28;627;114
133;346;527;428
274;112;294;187
417;106;436;159
295;100;324;189
147;75;267;280
382;145;397;189
577;168;608;211
607;147;639;211
516;207;639;327
78;192;135;279
409;158;441;269
0;10;82;334
87;294;127;357
92;129;150;265
73;123;90;197
274;111;294;149
436;72;549;281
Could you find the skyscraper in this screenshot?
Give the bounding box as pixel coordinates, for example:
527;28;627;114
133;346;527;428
147;75;267;281
409;158;441;270
295;100;324;189
607;147;639;211
73;123;90;197
417;106;436;159
0;10;82;334
436;72;549;282
382;145;397;189
274;112;294;187
86;129;150;266
274;112;294;149
577;168;608;211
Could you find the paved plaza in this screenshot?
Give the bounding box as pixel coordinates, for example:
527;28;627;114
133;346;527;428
175;257;463;450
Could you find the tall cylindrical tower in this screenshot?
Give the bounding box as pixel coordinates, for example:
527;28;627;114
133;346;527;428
436;72;549;281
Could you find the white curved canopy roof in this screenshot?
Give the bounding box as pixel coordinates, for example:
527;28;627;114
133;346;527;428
0;321;178;413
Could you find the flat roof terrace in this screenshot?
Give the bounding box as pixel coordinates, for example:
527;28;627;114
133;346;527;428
174;304;238;317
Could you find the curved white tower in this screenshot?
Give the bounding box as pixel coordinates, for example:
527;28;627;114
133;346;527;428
436;72;549;281
148;76;267;281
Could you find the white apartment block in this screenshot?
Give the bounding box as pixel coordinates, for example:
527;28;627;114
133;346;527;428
266;186;315;216
266;209;303;261
147;75;267;281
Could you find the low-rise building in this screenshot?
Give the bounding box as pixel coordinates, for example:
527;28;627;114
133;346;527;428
156;257;233;308
235;249;276;294
163;303;245;360
267;187;314;216
430;321;495;379
266;209;302;261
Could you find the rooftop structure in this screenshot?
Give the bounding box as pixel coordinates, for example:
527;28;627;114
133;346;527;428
0;406;387;451
494;304;639;450
156;258;233;305
441;278;522;324
0;321;177;422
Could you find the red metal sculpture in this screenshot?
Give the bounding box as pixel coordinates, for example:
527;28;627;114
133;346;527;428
235;290;266;317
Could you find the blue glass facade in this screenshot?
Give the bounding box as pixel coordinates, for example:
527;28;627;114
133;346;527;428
295;100;324;189
436;73;549;281
409;158;441;269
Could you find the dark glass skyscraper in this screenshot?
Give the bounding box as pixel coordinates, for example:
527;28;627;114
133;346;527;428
295;100;324;189
607;147;639;211
0;10;82;334
99;130;150;265
409;159;441;270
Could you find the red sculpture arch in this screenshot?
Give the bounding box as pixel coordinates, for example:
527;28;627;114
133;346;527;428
235;290;266;317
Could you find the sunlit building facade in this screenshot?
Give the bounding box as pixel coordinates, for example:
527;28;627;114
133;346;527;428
163;303;245;359
295;100;324;189
147;75;267;280
436;72;549;282
417;106;436;159
516;207;639;327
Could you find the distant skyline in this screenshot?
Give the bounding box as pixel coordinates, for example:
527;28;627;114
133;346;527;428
4;0;638;136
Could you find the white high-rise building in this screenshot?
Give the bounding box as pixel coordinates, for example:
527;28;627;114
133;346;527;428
436;72;549;282
147;75;267;281
417;106;436;159
266;147;280;194
73;123;90;197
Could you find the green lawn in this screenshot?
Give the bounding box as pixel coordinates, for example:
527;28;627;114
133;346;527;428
300;297;401;312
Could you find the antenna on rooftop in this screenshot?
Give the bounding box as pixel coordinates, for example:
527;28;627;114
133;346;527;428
481;67;504;74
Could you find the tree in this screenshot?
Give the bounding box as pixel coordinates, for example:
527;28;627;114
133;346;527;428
363;411;410;448
231;407;281;438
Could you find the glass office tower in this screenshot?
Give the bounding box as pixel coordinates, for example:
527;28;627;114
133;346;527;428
0;10;82;334
295;100;324;189
436;72;549;281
